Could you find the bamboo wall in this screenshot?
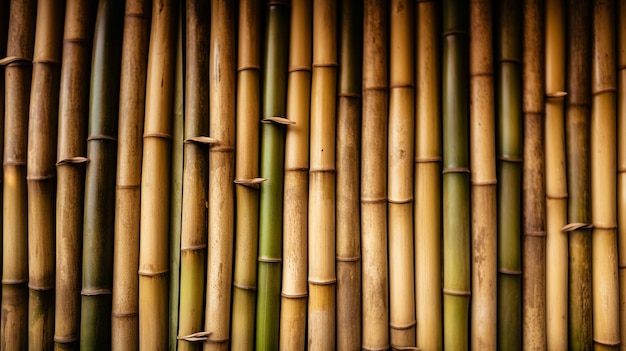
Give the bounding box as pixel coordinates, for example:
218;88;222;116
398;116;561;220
0;0;624;350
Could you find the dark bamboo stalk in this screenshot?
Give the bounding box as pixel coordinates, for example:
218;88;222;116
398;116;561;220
618;1;626;347
0;0;9;314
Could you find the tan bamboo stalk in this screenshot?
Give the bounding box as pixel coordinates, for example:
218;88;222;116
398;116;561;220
361;0;389;349
469;0;497;349
204;1;236;349
111;1;150;350
335;0;362;349
137;0;177;348
566;0;593;348
387;0;415;348
618;2;626;349
0;0;8;304
522;0;547;348
26;0;64;348
279;0;311;349
177;1;210;350
591;1;620;348
414;1;442;349
1;0;36;349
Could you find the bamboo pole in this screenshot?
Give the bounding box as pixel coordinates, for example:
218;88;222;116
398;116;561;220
255;1;289;349
618;2;626;349
137;0;177;349
414;0;442;349
566;0;593;348
27;1;64;349
591;0;620;349
1;1;36;349
111;1;150;350
335;0;362;349
177;1;209;350
279;0;311;349
55;1;94;350
361;0;389;349
522;0;547;349
0;0;8;313
469;0;497;349
442;0;471;349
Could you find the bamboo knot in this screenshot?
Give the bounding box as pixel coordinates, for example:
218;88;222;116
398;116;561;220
177;331;211;342
237;64;260;72
390;83;415;89
338;92;361;98
53;336;79;344
125;12;148;19
210;146;235;152
63;38;90;45
546;193;568;200
363;85;388;92
498;58;522;65
562;222;593;232
471;179;498;186
262;116;295;125
289;66;312;73
470;71;493;78
143;132;172;140
391;346;421;351
546;91;567;98
33;59;61;66
498;268;522;276
362;346;391;351
116;184;140;190
258;257;282;263
618;167;626;173
281;291;308;298
498;155;523;163
234;177;266;189
81;288;112;296
87;134;117;142
0;56;31;66
26;174;56;181
442;288;471;296
336;255;361;262
593;224;617;230
593;338;621;347
388;197;413;204
592;87;617;96
415;156;441;163
442;30;468;38
308;278;337;285
56;156;88;166
361;196;387;204
137;269;169;277
312;62;338;68
442;167;470;174
1;278;28;284
3;160;26;166
233;282;257;291
184;136;218;145
524;230;547;237
390;320;417;330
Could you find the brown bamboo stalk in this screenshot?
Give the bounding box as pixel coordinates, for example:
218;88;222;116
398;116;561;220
279;0;311;349
1;1;36;349
591;0;620;349
618;2;626;349
362;0;389;349
469;0;497;349
0;0;9;310
137;0;177;348
111;1;150;350
522;0;547;349
203;1;236;349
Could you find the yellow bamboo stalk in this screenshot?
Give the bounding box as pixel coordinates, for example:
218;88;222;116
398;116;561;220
204;1;236;349
618;2;626;349
415;1;442;349
591;0;620;349
137;0;177;349
469;0;497;349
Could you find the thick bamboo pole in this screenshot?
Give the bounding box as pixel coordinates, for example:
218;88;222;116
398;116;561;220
361;0;389;349
137;0;177;349
177;1;209;350
619;2;626;349
203;0;236;350
27;1;64;349
279;0;311;349
544;0;568;348
111;1;150;350
255;1;289;349
522;0;547;349
414;1;442;349
442;0;471;349
335;0;362;349
469;0;497;349
591;0;620;349
566;0;593;348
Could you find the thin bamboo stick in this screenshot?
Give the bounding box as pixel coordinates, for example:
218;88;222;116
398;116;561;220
137;0;177;349
203;1;236;350
618;2;626;349
177;1;209;350
566;0;593;348
1;1;37;349
111;1;150;350
414;1;442;349
591;0;620;349
335;0;362;349
469;0;497;349
522;0;547;349
27;1;64;348
279;0;311;349
361;0;389;349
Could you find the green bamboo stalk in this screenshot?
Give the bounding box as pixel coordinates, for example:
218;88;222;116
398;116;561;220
442;0;471;349
111;1;150;350
414;1;442;349
335;0;362;349
255;1;290;350
279;0;311;349
203;1;236;350
79;1;124;349
1;1;36;349
137;0;177;349
177;1;209;350
566;0;593;348
591;1;619;349
469;0;497;349
522;0;547;348
496;1;523;349
27;1;64;349
618;2;626;348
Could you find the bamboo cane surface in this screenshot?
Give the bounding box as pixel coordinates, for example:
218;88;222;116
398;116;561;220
618;2;626;349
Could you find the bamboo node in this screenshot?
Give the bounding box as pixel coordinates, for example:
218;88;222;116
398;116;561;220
209;146;235;152
336;255;361;262
281;291;308;298
267;0;289;6
562;222;593;232
470;71;493;78
53;336;79;344
125;12;148;19
233;282;257;291
591;87;617;96
26;174;56;181
498;156;523;163
111;311;138;318
389;320;417;330
137;269;169;277
415;156;441;163
361;196;387;204
289;66;312;73
234;177;266;189
33;59;61;66
309;167;336;174
284;167;309;172
442;288;471;296
498;268;522;275
1;278;28;284
56;156;88;166
498;58;522;65
546;91;567;98
388;197;413;204
184;136;219;145
116;184;140;190
143;132;172;140
312;62;338;68
546;193;568;200
308;278;337;285
362;347;391;351
258;257;282;263
262;116;295;125
363;85;388;92
80;288;112;296
338;92;361;98
524;230;547;237
618;167;626;173
237;65;261;72
593;224;617;230
87;134;117;142
593;338;621;347
63;38;90;45
390;346;421;351
471;179;497;186
442;30;468;38
442;167;470;174
3;160;26;166
181;243;208;251
389;83;415;89
177;331;212;342
0;56;32;65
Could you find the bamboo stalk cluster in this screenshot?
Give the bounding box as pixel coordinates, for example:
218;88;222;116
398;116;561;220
1;0;626;349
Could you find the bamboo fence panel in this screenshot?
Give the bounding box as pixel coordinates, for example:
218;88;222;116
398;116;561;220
1;0;36;348
137;0;177;349
619;2;626;349
111;1;150;350
280;0;311;349
469;0;497;349
361;0;389;349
